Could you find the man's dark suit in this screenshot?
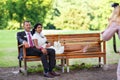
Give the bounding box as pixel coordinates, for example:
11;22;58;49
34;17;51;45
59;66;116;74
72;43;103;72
17;31;56;73
17;31;43;57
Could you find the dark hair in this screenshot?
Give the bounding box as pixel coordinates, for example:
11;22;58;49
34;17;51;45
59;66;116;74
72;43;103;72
32;23;42;34
111;3;119;8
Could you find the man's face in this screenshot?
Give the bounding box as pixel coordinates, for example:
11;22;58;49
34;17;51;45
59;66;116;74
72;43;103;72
24;22;31;32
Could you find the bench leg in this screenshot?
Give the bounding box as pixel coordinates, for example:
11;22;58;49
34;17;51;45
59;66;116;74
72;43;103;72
66;59;69;73
61;59;65;73
62;66;65;73
99;57;101;67
61;58;70;72
64;59;66;66
103;55;106;64
24;59;27;76
67;66;69;73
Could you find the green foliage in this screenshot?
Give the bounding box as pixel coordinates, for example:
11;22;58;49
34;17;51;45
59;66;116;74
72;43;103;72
0;0;53;29
44;23;56;29
0;30;18;67
0;0;8;29
1;0;120;30
70;63;93;70
27;64;43;73
46;0;120;30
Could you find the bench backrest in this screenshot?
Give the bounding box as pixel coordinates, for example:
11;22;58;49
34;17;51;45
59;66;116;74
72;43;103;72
46;33;102;53
45;34;58;46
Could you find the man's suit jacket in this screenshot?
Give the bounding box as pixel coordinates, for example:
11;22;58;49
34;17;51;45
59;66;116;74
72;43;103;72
17;31;33;60
17;31;47;60
17;31;27;45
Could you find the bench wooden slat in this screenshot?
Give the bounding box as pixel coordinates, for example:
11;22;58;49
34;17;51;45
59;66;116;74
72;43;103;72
46;33;106;73
58;33;100;38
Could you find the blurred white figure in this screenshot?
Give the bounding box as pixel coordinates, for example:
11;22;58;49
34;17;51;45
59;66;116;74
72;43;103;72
102;4;120;80
117;60;120;80
53;41;64;54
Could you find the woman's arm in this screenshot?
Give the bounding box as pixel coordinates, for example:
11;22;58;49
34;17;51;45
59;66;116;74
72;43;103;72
33;39;40;49
102;19;114;34
33;39;48;54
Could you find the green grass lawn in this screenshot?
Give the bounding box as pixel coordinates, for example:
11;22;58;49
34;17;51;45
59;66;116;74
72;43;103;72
0;30;120;67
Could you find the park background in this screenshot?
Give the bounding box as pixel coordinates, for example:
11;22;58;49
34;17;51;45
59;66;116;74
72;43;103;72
0;0;120;69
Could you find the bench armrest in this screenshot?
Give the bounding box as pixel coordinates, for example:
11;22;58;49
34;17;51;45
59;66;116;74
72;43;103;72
18;44;27;58
18;44;24;47
99;40;104;43
99;40;106;53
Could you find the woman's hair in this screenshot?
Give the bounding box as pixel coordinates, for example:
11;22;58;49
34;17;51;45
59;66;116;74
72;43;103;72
32;23;42;34
112;3;119;8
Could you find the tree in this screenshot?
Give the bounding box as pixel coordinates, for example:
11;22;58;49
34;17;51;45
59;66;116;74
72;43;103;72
5;0;53;29
0;0;8;29
47;0;120;30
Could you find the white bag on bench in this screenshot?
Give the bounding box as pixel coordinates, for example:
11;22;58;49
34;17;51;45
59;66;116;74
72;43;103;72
49;41;64;54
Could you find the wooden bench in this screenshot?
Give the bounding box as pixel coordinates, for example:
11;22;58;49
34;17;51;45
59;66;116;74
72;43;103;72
46;33;106;72
17;33;106;74
17;35;65;75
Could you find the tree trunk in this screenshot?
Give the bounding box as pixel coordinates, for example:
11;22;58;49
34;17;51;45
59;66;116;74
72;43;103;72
19;22;22;29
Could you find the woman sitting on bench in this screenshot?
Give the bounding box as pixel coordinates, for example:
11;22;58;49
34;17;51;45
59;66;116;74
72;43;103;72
32;23;60;78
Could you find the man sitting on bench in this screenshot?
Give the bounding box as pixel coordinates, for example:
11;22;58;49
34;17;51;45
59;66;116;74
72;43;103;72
17;21;60;78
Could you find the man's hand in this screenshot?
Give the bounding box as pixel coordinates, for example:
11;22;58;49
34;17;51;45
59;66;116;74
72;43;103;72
41;48;48;54
46;43;51;48
23;41;30;48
